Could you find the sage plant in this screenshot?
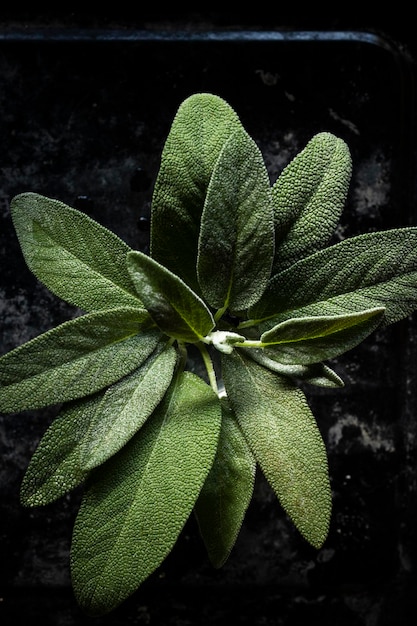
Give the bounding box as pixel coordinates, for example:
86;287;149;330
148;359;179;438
1;93;417;615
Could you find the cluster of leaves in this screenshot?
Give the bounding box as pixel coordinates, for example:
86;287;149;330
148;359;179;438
2;93;417;616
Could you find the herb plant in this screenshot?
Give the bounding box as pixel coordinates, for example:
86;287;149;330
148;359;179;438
2;93;417;616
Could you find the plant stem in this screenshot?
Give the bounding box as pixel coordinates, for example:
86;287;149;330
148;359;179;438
197;342;219;395
214;304;228;324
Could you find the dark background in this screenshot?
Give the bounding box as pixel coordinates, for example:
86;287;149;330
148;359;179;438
1;10;417;625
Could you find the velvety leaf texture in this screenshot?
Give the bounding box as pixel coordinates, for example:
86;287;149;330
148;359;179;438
259;307;385;364
194;401;256;567
271;132;352;275
150;93;243;292
71;372;221;616
0;308;161;412
20;395;100;506
244;349;344;388
197;126;275;311
80;344;178;470
251;228;417;326
127;250;214;342
10;192;142;312
222;351;332;548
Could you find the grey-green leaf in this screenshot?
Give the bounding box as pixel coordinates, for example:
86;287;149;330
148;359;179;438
222;351;332;548
197;126;275;311
80;344;178;470
71;371;221;616
259;307;385;364
0;307;161;412
127;250;215;342
250;228;417;326
10;192;142;312
271;132;352;275
194;400;256;568
150;93;243;292
243;349;344;388
20;395;100;506
21;346;178;505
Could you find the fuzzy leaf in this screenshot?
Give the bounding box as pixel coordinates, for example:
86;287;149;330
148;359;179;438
194;400;256;567
71;371;221;616
259;307;384;364
222;351;331;548
150;93;243;292
20;395;100;506
197;126;274;311
271;132;352;274
21;346;178;505
80;344;178;470
243;349;344;388
0;308;161;412
10;192;142;311
127;251;215;342
251;228;417;326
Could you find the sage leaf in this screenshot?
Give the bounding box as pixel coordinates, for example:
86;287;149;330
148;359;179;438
259;307;385;364
271;132;352;275
11;192;142;312
150;93;243;292
21;346;178;505
222;351;331;548
244;349;344;388
71;371;221;616
80;344;178;470
20;395;100;506
197;126;275;311
194;400;256;568
0;307;161;412
127;250;215;342
251;228;417;326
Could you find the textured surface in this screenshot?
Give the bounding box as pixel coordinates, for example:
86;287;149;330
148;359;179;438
222;351;332;548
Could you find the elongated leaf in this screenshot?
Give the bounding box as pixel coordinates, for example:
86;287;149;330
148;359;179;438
71;371;221;616
20;395;100;506
243;349;344;388
0;307;161;412
250;228;417;326
150;93;243;292
194;400;256;567
258;307;384;364
197;126;274;311
271;132;352;275
21;346;178;505
127;250;215;342
222;351;331;548
11;192;142;311
80;344;178;470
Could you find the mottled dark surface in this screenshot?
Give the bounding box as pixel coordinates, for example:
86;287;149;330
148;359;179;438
1;17;417;625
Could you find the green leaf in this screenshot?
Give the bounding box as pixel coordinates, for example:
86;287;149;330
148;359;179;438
271;132;352;275
80;344;178;470
258;307;384;364
21;346;178;505
250;228;417;326
127;250;215;342
20;395;99;506
150;93;243;292
243;349;344;388
10;192;142;312
0;307;161;412
194;400;256;568
71;371;222;616
222;351;332;548
197;126;275;311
